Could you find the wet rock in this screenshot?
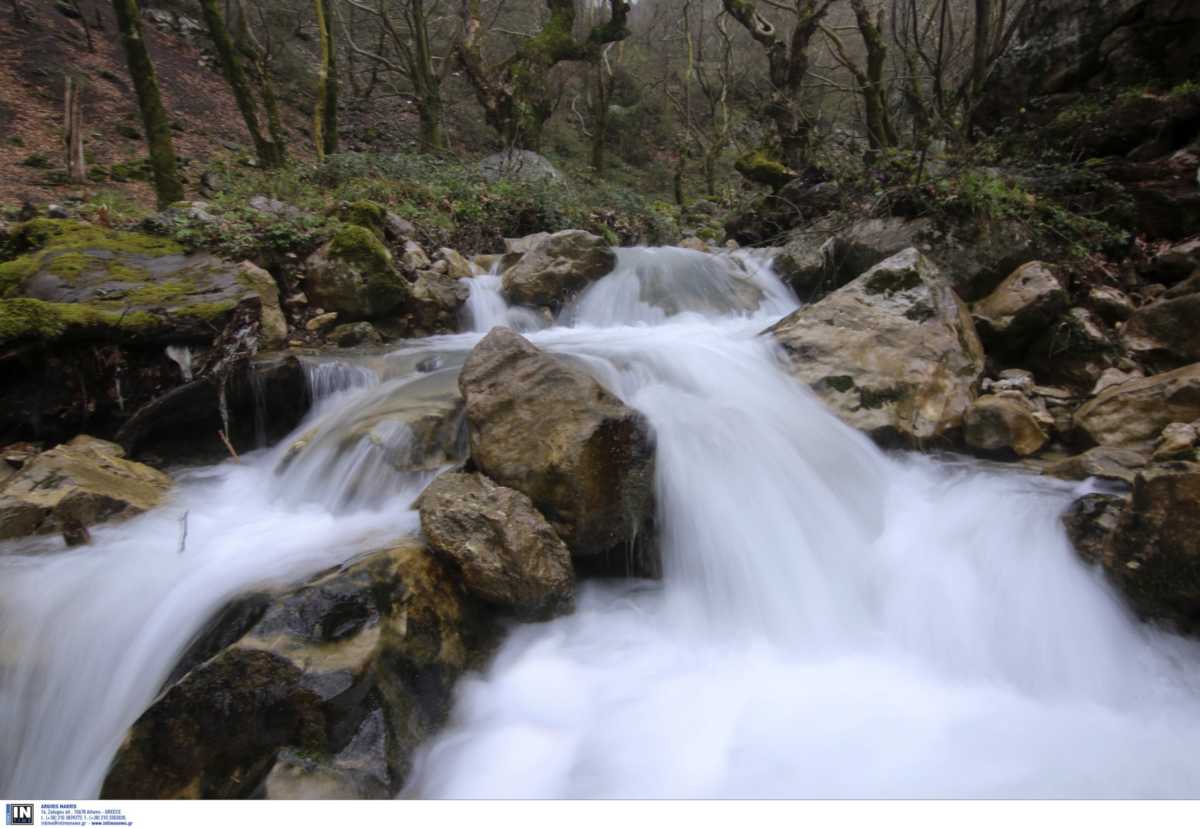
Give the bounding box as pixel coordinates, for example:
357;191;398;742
971;262;1067;353
678;237;708;252
1043;445;1149;485
303;226;410;322
436;248;474;280
459;328;657;576
963;393;1049;457
1099;465;1200;630
330;322;382;348
237;262;287;350
404;270;468;336
1153;421;1198;461
1062;493;1126;566
0;436;171;541
1122;293;1200;366
418;472;575;620
305;312;338;333
102;540;495;798
766;248;985;446
1074;363;1200;448
501;230;616;311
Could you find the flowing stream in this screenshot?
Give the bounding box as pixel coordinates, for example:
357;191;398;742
3;247;1200;798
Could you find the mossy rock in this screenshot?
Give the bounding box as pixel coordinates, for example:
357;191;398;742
0;219;278;347
340;201;388;240
304;225;410;322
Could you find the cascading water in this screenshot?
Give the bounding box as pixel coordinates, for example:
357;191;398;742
3;245;1200;799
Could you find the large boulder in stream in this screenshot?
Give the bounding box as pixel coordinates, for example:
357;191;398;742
500;230;616;311
304;225;411;322
766;248;986;446
459;328;657;576
101;540;495;799
418;472;575;620
1064;465;1200;631
0;435;172;541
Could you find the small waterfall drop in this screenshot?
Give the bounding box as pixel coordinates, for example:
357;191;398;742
4;245;1200;799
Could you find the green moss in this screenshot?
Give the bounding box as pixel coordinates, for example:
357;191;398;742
14;219;183;257
865;266;922;296
343;200;387;238
329;224;393;273
127;279;194;304
46;252;91;279
172;300;237;322
0;257;38;298
734;150;794;189
0;298;164;344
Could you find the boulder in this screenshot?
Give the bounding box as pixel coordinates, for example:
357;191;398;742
303;225;410;322
1026;307;1117;389
0;436;171;541
237;262;287;350
963;393;1049;457
501;230;616;311
478;150;562;184
418;472;574;620
1122;293;1200;366
459;328;657;575
1043;445;1150;484
971;261;1067;352
766;248;985;446
1074;363;1200;447
383;213;417;244
400;241;432;273
1088;285;1135;323
0;219;283;348
1094;465;1200;630
503;233;552;256
102;540;494;798
1062;493;1127;566
404;270;468;336
330;321;383;348
436;248;474;280
1153;421;1198;461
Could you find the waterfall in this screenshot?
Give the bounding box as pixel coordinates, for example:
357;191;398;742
3;246;1200;799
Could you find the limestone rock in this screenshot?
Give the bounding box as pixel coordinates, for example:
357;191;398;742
1153;421;1198;461
1122;294;1200;366
0;436;171;541
971;262;1067;352
1043;445;1150;484
401;241;431;273
458;328;657;575
1088;285;1135;323
963;393;1049;457
1074;363;1200;447
436;248;474;280
766;248;985;446
501;230;616;311
478;150;562;184
419;472;575;620
237;262;287;350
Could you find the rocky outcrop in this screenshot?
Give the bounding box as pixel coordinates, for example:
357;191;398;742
101;540;494;799
963;393;1049;457
0;219;284;348
458;328;657;576
303;225;411;322
971;262;1068;353
478;150;562;184
1073;362;1200;447
1122;292;1200;366
766;248;985;446
500;231;616;311
418;472;575;620
1072;465;1200;631
0;435;171;541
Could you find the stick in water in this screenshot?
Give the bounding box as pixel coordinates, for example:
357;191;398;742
218;430;240;462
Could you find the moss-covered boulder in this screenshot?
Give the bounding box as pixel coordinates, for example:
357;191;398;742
0;435;172;541
304;225;411;322
0;219;285;348
101;539;496;799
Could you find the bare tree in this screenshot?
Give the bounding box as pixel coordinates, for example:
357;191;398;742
824;0;897;161
64;73;86;183
457;0;633;151
313;0;339;159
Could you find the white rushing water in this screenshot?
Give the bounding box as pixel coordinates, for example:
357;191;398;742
3;246;1200;798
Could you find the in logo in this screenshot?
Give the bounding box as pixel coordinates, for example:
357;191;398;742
5;804;33;826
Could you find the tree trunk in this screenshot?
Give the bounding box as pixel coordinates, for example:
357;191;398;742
321;0;338;156
198;0;279;168
409;0;444;151
313;0;334;160
591;65;611;175
64;75;86;184
111;0;184;208
969;0;993;135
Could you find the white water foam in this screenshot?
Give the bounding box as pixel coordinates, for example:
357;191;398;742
3;246;1200;799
